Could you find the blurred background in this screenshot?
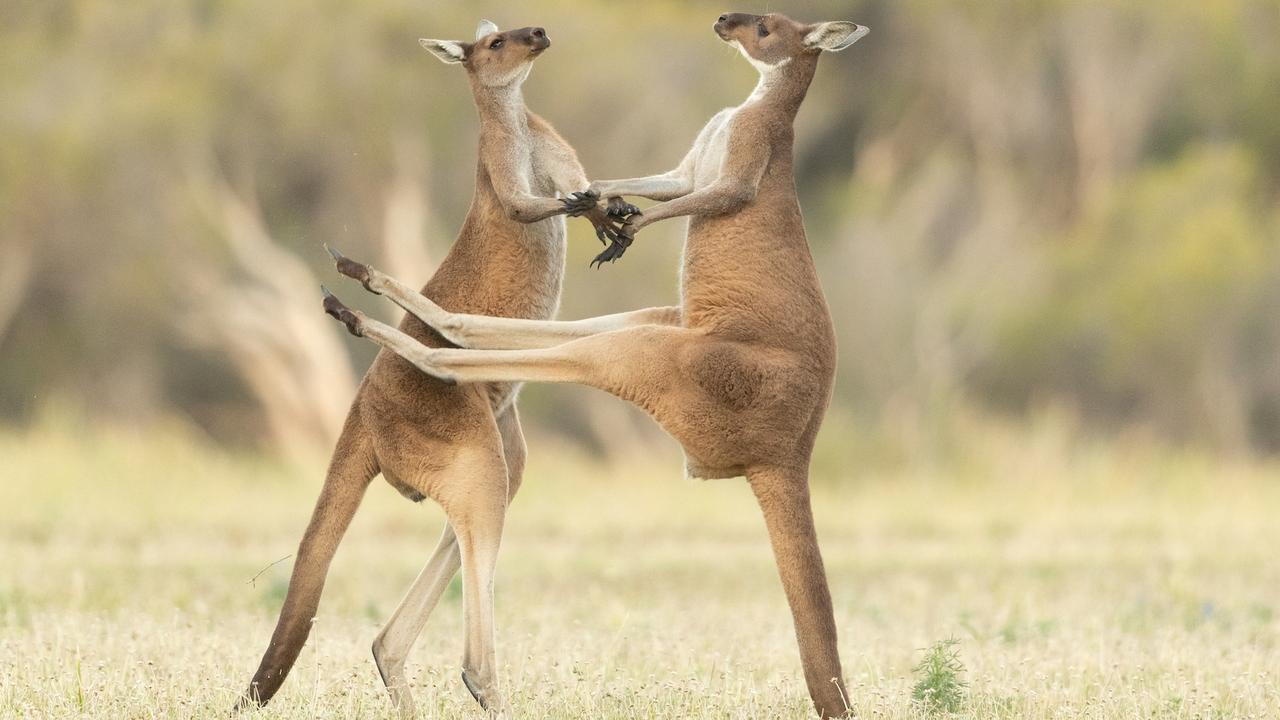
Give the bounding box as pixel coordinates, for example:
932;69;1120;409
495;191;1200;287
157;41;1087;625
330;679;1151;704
3;0;1280;466
5;2;1280;718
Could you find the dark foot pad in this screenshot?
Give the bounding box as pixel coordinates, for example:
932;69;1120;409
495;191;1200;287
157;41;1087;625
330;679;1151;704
321;287;364;337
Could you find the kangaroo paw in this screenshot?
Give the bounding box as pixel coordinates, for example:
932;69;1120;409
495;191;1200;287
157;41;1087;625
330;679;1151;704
590;232;633;268
606;196;641;219
560;189;600;217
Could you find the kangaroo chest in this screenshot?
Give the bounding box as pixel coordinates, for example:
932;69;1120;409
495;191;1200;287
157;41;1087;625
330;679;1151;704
692;110;737;188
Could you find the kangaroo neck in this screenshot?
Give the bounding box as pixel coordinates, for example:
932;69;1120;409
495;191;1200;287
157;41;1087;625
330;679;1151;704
744;53;817;119
470;80;529;131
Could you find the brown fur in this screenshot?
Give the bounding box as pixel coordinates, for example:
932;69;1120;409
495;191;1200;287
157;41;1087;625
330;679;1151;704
322;13;868;719
235;21;609;717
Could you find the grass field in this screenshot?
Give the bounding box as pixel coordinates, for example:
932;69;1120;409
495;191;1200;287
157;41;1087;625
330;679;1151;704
2;417;1278;719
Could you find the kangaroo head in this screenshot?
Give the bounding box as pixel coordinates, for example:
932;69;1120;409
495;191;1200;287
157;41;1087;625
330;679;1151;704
713;13;868;69
420;20;551;87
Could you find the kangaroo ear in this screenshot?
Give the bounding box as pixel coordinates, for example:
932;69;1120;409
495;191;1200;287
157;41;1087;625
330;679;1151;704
803;21;870;52
475;19;499;40
419;38;469;64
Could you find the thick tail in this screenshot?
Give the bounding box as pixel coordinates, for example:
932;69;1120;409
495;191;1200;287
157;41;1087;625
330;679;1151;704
747;466;849;719
235;415;378;709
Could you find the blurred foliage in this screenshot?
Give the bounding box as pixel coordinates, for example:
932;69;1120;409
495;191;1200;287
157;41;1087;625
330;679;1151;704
2;0;1279;459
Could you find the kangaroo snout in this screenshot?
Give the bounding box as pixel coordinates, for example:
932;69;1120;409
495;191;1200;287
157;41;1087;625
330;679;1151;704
519;26;550;53
714;12;754;38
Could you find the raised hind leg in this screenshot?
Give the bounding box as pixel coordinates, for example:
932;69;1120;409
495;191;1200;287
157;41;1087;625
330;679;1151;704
371;409;527;717
322;290;696;391
325;246;679;350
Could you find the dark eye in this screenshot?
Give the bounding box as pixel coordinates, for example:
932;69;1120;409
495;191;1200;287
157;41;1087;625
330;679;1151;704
490;38;504;49
757;23;769;37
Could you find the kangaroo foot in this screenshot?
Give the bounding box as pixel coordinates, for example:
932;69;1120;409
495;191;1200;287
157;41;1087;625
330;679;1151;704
325;244;379;294
461;669;509;717
321;287;364;337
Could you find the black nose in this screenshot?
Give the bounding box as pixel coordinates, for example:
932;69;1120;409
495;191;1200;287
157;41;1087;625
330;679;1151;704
531;27;545;38
718;15;728;23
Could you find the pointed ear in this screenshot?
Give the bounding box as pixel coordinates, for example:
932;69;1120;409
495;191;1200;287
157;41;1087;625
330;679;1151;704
419;38;468;64
475;19;499;40
803;22;870;52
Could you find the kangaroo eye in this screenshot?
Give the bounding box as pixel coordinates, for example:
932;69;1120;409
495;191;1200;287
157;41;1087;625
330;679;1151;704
490;38;504;49
757;23;770;37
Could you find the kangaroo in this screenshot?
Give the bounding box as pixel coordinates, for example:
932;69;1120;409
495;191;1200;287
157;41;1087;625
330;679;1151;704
320;13;869;718
234;21;627;717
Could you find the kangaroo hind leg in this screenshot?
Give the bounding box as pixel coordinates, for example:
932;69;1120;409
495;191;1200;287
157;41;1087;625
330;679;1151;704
442;447;511;715
236;415;379;709
370;408;526;717
747;465;849;719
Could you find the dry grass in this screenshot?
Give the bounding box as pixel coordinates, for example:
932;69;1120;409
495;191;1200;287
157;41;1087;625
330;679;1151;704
2;416;1278;719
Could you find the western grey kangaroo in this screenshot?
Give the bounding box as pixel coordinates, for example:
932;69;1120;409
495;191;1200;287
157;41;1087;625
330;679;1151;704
235;20;627;717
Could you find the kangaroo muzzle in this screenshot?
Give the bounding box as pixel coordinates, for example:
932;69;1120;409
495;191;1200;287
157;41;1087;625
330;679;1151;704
714;13;757;39
513;26;550;54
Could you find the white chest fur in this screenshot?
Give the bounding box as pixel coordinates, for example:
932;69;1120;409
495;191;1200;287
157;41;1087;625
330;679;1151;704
693;110;736;189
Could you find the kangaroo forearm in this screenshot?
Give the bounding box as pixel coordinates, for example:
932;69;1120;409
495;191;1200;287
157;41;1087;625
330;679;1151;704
638;182;755;225
592;175;692;201
503;194;566;223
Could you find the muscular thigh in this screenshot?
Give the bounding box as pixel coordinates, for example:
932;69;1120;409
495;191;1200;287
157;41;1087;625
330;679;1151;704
360;380;509;507
595;328;814;472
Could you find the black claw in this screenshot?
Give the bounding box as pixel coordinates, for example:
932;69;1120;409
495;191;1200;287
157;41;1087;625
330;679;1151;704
590;239;627;268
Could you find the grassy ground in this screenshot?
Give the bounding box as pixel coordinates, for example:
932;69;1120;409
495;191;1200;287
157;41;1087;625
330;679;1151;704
1;418;1278;719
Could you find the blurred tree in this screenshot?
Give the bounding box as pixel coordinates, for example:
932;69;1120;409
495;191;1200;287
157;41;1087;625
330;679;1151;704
3;0;1280;460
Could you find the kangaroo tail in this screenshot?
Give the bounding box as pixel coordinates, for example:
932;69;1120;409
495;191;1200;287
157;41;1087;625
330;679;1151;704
235;413;379;709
